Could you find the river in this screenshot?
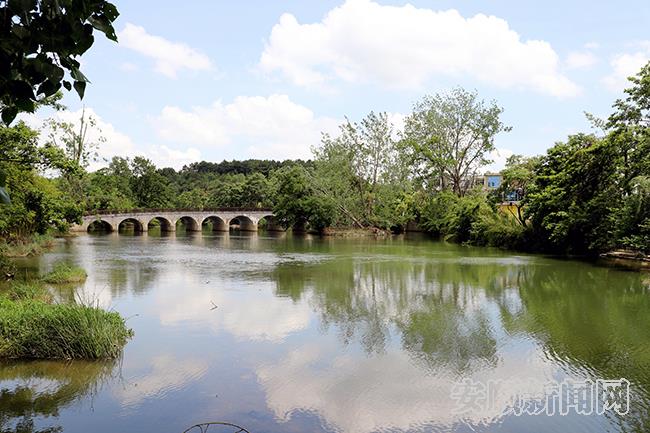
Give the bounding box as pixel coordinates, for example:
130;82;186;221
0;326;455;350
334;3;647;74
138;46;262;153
2;230;649;433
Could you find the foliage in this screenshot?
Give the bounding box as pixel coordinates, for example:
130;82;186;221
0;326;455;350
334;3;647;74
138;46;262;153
525;134;620;254
42;262;87;284
0;123;81;239
420;190;526;248
0;233;53;258
271;165;335;232
0;0;119;124
617;176;650;253
313;111;411;229
129;157;173;208
496;154;540;225
403;87;511;195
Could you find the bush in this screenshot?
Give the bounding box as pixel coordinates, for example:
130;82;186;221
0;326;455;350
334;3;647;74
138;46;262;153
420;190;526;249
42;262;87;284
0;298;132;359
471;209;525;249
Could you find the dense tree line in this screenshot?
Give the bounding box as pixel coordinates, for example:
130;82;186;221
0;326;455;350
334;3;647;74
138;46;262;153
1;62;648;257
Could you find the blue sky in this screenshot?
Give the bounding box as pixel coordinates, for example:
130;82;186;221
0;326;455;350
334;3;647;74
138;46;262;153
36;0;650;170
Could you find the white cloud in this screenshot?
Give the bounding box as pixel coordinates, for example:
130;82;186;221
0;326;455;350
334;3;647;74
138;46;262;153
152;94;340;160
155;271;311;341
21;108;200;171
120;61;139;72
259;0;579;97
114;354;209;408
257;342;573;433
602;43;650;92
118;23;213;78
485;147;514;173
565;51;598;70
146;145;202;169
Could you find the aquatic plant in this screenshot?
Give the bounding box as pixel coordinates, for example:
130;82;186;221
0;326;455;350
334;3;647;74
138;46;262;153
42;262;87;284
0;298;132;359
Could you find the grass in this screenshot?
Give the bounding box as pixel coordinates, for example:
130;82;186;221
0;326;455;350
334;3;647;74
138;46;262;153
0;265;132;360
0;234;54;258
42;262;87;284
0;298;132;359
2;282;53;303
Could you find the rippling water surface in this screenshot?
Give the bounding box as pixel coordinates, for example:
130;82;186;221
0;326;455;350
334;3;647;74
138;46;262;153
2;231;650;433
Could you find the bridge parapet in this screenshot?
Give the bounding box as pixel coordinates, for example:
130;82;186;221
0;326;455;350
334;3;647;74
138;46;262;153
72;209;278;233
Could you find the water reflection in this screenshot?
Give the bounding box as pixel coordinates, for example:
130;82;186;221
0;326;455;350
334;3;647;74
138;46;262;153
2;235;650;433
0;360;115;433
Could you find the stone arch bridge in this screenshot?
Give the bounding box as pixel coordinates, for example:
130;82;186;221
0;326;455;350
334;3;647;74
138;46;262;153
71;208;282;233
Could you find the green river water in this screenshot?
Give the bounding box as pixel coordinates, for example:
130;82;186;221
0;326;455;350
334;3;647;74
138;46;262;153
2;231;649;433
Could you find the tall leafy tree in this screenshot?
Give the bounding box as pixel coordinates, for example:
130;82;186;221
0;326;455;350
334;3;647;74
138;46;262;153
314;111;404;227
525;134;620;254
129;157;172;208
606;61;650;251
272;165;334;232
0;122;81;237
403;87;511;196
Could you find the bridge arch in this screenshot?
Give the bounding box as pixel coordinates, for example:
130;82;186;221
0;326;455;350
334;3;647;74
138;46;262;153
87;219;114;233
176;216;201;232
148;216;174;232
202;215;228;232
228;215;257;232
118;217;145;233
258;214;284;232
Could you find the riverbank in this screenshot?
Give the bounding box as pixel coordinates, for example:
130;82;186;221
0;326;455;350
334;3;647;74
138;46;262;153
0;263;132;360
319;227;392;237
0;233;55;258
599;249;650;271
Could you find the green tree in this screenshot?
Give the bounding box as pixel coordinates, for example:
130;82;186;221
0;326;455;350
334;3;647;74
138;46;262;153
45;109;104;205
0;0;119;124
606;61;650;252
272;165;334;232
314;111;404;228
241;172;270;207
497;154;540;226
0;122;81;238
129;157;172;208
525;134;619;254
403;88;511;196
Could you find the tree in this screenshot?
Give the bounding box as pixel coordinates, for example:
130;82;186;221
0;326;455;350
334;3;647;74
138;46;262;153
497;154;540;226
314;111;404;228
606;61;650;252
0;0;120;124
0;122;81;238
272;165;334;232
45;109;104;205
525;134;620;254
129;157;172;208
403;88;511;196
45;108;102;167
607;61;650;191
